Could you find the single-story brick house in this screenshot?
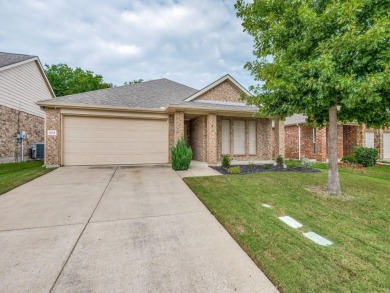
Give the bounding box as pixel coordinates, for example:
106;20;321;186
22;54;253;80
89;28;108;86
284;114;390;161
0;52;55;163
37;74;284;167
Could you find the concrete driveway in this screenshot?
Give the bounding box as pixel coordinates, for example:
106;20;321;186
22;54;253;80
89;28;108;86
0;165;278;293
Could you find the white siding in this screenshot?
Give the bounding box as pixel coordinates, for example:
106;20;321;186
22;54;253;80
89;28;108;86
221;120;230;154
249;120;256;154
233;120;245;154
0;61;53;117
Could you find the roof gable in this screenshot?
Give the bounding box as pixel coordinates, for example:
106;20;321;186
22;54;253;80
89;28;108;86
0;52;36;69
39;78;197;109
184;74;251;103
0;52;55;98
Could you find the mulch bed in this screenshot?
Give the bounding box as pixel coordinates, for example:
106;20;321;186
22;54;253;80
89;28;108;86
210;164;320;175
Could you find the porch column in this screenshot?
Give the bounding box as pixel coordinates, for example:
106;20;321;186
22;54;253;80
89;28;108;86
316;127;327;162
274;119;285;158
207;114;217;164
174;111;184;145
374;129;384;159
45;108;62;167
357;124;366;147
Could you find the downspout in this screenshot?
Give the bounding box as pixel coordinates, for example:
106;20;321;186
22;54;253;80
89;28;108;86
297;124;301;160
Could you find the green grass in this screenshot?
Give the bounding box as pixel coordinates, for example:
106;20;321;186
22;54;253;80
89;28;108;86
0;161;53;195
184;165;390;293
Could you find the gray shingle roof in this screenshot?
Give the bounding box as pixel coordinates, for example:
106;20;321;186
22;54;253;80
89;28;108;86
0;52;36;68
40;78;198;109
285;114;307;126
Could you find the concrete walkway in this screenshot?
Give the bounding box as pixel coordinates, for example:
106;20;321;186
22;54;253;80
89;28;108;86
176;160;222;178
0;165;278;293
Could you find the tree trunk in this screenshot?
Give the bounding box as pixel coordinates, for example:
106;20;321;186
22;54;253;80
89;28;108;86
327;106;341;194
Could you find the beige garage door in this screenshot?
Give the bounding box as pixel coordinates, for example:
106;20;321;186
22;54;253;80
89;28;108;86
384;133;390;159
63;116;169;165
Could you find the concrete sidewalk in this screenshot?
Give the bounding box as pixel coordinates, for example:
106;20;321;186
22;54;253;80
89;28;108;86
0;165;278;293
176;160;222;178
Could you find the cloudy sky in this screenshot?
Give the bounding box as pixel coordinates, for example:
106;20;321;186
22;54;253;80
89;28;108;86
0;0;255;90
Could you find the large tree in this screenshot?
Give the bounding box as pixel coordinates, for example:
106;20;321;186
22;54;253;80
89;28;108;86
235;0;390;194
45;64;113;97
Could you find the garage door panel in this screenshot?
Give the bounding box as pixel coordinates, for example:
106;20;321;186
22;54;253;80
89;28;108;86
384;133;390;159
63;116;168;165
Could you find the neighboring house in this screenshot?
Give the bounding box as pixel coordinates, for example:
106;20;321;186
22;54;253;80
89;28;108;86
0;52;55;163
284;114;390;161
37;74;284;166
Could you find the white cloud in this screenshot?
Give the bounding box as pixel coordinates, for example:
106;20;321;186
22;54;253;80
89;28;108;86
0;0;255;90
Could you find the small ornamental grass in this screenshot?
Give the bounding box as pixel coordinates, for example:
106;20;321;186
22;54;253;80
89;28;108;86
171;138;192;171
228;166;241;174
301;157;313;168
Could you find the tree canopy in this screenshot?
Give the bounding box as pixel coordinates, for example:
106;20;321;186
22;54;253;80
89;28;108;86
44;64;113;97
235;0;390;128
235;0;390;194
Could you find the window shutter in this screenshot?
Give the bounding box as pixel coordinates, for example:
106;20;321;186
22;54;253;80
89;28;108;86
221;120;230;154
249;121;256;154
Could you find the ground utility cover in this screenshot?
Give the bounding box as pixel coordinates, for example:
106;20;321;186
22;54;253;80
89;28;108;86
279;216;303;229
303;232;333;246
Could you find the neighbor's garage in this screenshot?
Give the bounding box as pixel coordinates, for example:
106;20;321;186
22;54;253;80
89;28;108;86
384;132;390;159
63;116;169;165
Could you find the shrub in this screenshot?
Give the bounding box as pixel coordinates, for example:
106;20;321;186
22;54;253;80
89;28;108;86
264;164;270;170
301;157;313;168
342;155;357;164
171;138;192;171
229;166;241;174
276;155;284;165
353;146;378;167
221;155;231;168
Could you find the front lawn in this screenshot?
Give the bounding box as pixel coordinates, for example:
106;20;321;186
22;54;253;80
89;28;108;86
0;161;53;195
184;164;390;293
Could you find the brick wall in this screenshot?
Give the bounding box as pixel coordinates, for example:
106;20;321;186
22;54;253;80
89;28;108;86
44;108;61;166
285;125;299;159
343;125;358;156
0;105;44;162
285;124;349;161
190;116;207;162
168;114;174;161
194;80;243;102
285;125;317;159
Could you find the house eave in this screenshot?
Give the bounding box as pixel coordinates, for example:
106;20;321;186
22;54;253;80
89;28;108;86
37;102;167;114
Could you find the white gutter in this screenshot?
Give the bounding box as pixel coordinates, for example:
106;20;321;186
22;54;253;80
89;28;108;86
297;124;301;160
